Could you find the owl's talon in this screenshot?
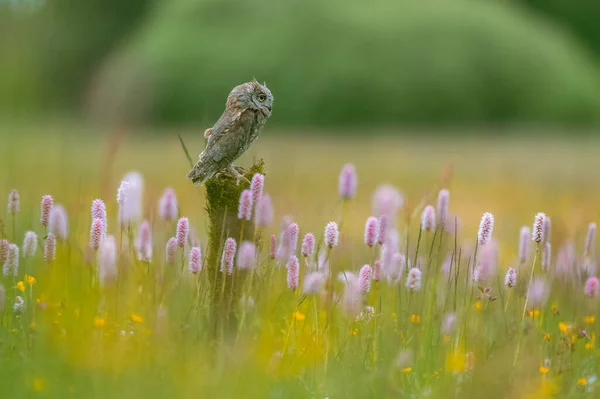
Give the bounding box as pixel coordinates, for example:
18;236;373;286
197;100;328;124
229;166;250;186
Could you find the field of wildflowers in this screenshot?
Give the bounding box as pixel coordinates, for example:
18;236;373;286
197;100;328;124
0;128;599;398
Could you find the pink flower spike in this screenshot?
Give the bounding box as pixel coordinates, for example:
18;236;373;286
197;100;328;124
251;173;265;205
166;237;177;265
406;268;422;292
22;231;38;258
254;194;273;227
236;241;256;270
437;189;449;226
532;212;546;243
288;223;299;253
220;238;237;275
98;235;117;285
48;204;69;240
584;222;596;257
286;255;299;290
585;276;599;298
505;267;517;288
518;226;531;264
269;234;277;260
303;272;326;295
40;195;54;227
372;184;403;219
372;259;381;282
477;212;494;245
91;199;107;224
135;220;152;262
44;234;56;263
541;242;551;272
117;181;130;206
542;216;552;244
377;214;389;245
364;217;378;247
359;265;372;294
420;205;436;232
7;189;19;214
90;218;106;250
238;190;253;221
3;244;19;277
324;221;339;248
159;188;179;221
301;233;315;257
189;247;202;274
176;217;189;248
338;163;358;200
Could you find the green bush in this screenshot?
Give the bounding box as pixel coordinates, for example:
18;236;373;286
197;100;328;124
88;0;600;127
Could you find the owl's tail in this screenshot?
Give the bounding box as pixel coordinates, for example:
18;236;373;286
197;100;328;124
186;160;213;185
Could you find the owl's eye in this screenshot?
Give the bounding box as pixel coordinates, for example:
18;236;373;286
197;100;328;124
257;94;266;102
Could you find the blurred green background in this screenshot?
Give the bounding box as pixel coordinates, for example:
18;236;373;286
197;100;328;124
2;0;600;130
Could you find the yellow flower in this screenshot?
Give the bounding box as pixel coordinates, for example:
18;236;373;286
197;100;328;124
402;367;412;373
528;309;540;318
16;281;25;292
584;316;595;324
410;314;421;324
543;333;551;342
475;301;482;310
539;366;550;375
571;335;577;344
585;342;595;350
577;378;587;386
25;275;36;285
93;317;105;327
558;322;573;334
352;328;359;336
131;314;143;323
292;311;305;321
32;378;46;392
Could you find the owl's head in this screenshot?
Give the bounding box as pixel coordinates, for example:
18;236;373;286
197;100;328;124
227;80;274;117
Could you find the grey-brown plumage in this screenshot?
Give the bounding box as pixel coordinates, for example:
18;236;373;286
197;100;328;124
187;80;274;185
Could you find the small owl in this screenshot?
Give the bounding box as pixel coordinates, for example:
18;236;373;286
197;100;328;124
186;80;274;185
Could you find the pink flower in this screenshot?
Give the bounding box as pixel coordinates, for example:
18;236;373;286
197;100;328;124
528;278;548;308
2;244;19;276
437;189;449;226
22;231;37;258
220;238;236;275
288;223;299;253
48;204;69;240
518;226;531;264
473;241;498;283
44;234;56;263
238;190;253;221
358;265;372;294
377;214;389;245
91;199;107;225
406;268;422;292
89;218;106;249
505;267;517;288
0;239;9;265
40;195;54;227
477;212;494;245
301;233;315;257
303;272;326;294
373;259;382;282
254;194;273;227
158;188;178;221
116;181;130;206
269;234;276;260
236;241;256;270
165;237;177;265
364;217;378;247
135;220;152;262
324;221;339;248
541;242;551;272
176;217;189;248
420;205;436;232
189;247;202;274
532;212;546;243
338;272;361;317
7;189;19;214
286;256;299;290
372;184;403;220
585;276;599;298
98;235;117;285
542;216;552;244
338;163;358;199
251;173;265;204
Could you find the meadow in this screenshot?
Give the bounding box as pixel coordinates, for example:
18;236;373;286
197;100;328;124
0;126;599;398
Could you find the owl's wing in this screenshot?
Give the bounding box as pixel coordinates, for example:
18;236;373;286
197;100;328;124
202;109;254;163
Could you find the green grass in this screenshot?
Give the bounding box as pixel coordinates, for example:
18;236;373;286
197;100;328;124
0;127;599;398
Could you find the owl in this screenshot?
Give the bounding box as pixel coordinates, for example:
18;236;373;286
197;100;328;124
186;80;274;185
